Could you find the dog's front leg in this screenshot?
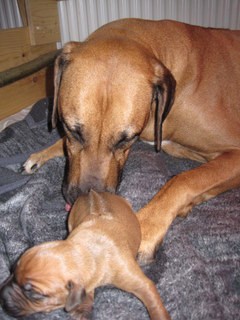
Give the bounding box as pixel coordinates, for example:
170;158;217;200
138;149;240;263
23;137;65;173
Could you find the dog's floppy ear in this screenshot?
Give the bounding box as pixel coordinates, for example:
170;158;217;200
152;61;176;151
52;41;80;128
65;280;86;313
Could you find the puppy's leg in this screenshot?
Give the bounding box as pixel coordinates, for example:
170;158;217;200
23;138;65;173
70;291;94;320
113;258;170;320
138;150;240;263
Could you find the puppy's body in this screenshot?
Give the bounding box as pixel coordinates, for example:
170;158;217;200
0;191;170;320
23;19;240;261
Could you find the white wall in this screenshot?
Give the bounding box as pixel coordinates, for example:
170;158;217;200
1;0;239;45
57;0;240;45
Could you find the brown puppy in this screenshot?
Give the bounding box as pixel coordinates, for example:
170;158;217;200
0;191;170;320
23;18;240;262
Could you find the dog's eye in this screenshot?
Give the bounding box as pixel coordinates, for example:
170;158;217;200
71;124;85;145
114;133;138;150
29;291;46;300
22;284;48;301
23;283;32;291
63;122;85;145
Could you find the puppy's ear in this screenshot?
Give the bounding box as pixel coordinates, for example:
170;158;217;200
152;61;176;151
88;189;105;216
52;41;81;128
65;280;86;313
88;189;111;216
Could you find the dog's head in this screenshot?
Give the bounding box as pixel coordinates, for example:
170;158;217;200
0;241;90;318
53;39;176;205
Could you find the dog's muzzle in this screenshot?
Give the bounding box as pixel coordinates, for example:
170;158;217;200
62;168;122;205
62;180;116;206
0;278;28;318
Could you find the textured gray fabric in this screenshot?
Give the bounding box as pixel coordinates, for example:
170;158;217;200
0;99;239;320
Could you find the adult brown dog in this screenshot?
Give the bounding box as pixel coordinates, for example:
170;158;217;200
24;18;240;262
0;191;170;320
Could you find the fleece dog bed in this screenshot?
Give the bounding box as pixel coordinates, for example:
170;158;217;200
0;99;239;320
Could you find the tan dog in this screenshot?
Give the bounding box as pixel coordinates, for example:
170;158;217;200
0;191;170;320
23;18;240;263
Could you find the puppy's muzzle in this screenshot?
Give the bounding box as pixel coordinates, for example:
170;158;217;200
0;277;29;318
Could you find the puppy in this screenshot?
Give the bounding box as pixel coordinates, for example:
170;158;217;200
0;191;170;319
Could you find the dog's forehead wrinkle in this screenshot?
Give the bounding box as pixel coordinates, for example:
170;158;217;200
76;37;148;67
60;71;151;140
63;117;83;131
18;250;75;293
17;242;70;274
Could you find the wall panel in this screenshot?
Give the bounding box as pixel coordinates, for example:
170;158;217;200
57;0;240;44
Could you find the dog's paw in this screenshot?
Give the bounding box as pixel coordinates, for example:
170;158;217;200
137;208;169;265
137;241;157;266
22;153;45;174
137;222;165;265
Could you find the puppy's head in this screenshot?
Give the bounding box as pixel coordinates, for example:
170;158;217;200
53;39;176;205
0;241;88;317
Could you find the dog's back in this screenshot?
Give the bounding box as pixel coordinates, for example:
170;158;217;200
68;191;141;256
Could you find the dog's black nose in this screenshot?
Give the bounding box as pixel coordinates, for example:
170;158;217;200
62;172;106;204
0;276;26;318
63;184;87;205
0;284;10;304
0;284;16;316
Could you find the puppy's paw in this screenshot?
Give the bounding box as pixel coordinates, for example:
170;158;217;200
70;291;94;320
23;152;45;174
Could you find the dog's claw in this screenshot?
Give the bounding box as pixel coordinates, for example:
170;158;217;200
23;159;40;174
22;162;33;174
30;164;39;172
18;166;25;174
22;152;46;174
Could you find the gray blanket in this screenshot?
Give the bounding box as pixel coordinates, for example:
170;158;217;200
0;99;239;320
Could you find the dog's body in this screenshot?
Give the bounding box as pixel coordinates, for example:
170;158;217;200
0;191;170;320
23;19;240;262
